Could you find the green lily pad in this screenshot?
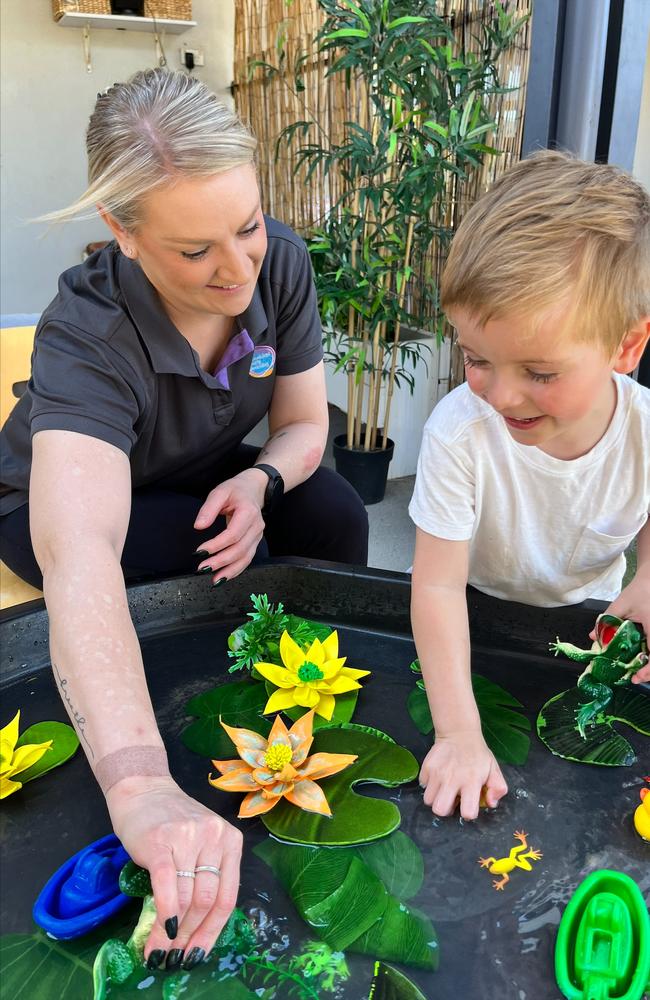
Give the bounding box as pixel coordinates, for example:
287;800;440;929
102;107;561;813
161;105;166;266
255;834;437;971
181;680;271;758
16;721;79;784
321;722;395;743
537;685;650;766
368;961;428;999
264;680;360;730
407;673;531;765
261;728;419;845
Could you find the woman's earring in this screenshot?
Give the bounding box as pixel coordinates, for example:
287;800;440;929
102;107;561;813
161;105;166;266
124;246;134;258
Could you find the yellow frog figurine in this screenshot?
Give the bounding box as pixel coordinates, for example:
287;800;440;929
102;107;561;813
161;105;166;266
478;830;543;890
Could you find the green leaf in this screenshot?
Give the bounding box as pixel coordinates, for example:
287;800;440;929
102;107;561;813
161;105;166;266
261;728;418;845
354;898;438;971
255;834;436;970
536;685;650;766
357;831;424;901
406;686;433;736
303;856;387;950
338;0;371;31
181;680;271;758
0;930;97;1000
406;674;531;765
386;16;429;29
0;910;260;1000
15;721;79;785
368;961;429;999
322;28;369;40
471;674;531;765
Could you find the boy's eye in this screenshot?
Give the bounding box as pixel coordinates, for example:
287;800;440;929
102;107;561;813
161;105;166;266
181;247;209;261
463;355;487;369
527;370;557;384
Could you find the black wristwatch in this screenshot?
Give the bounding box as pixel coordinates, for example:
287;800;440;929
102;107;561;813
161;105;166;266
255;464;284;516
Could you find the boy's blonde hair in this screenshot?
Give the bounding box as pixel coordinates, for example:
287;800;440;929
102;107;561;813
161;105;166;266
41;68;257;231
441;150;650;353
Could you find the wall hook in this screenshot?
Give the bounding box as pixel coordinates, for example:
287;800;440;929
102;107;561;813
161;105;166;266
82;23;92;74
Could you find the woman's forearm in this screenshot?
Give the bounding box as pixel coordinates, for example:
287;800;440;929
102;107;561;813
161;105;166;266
254;419;327;491
43;544;163;770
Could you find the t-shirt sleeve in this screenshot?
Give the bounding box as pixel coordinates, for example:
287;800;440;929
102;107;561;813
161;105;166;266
27;321;141;455
273;241;324;376
409;426;476;540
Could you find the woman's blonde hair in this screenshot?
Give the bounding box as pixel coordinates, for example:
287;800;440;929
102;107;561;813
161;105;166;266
441;149;650;353
42;68;257;230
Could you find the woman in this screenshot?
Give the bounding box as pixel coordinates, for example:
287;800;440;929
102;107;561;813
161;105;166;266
0;69;368;971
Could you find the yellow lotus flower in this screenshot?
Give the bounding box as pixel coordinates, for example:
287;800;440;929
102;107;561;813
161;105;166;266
0;711;52;800
254;630;370;721
209;710;357;818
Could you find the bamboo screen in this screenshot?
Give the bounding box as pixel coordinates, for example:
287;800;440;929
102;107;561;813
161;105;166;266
234;0;532;386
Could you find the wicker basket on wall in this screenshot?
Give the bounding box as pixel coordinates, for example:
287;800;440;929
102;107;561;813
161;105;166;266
143;0;192;19
52;1;193;19
52;0;111;18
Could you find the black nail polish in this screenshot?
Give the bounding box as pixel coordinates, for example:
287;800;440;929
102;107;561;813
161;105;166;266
146;949;166;970
165;916;178;939
182;947;206;970
195;549;210;558
196;565;213;575
212;577;228;587
166;948;184;969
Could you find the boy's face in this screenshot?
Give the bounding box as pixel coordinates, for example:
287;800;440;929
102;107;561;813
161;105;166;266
449;307;621;460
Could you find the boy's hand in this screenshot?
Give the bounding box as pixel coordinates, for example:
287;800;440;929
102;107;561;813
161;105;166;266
592;572;650;683
419;732;508;821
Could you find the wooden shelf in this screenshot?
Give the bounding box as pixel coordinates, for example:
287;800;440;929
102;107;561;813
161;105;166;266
56;11;196;33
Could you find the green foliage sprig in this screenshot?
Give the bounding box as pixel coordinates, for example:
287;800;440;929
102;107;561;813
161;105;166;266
227;594;330;674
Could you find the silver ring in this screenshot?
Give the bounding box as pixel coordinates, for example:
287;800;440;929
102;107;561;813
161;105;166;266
194;865;221;877
176;869;196;879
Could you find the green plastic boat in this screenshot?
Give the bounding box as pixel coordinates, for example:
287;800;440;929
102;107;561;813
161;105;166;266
555;869;650;1000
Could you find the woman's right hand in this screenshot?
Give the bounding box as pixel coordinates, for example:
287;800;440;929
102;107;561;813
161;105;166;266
419;732;508;821
106;775;243;970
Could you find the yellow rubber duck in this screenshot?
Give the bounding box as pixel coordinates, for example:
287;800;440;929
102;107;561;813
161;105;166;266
634;777;650;841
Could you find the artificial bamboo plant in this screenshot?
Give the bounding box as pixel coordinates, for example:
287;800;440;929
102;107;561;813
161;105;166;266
252;0;528;451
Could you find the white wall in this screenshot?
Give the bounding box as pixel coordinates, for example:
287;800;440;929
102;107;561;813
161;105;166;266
0;0;235;314
633;33;650;191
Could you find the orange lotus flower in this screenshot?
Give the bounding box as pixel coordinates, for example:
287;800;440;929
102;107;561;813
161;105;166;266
208;710;357;818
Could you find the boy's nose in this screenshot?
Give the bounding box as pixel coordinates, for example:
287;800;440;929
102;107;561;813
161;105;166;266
482;373;525;413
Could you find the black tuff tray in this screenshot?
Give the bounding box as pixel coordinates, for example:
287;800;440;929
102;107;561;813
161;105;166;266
1;559;649;1000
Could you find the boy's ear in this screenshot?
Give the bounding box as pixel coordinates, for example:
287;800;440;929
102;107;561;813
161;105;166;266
613;317;650;374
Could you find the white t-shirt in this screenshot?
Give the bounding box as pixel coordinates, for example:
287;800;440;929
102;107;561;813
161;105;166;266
409;372;650;607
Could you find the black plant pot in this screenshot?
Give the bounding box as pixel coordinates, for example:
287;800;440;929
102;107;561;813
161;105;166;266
332;434;394;505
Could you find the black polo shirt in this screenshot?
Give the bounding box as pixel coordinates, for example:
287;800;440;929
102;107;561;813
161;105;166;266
0;216;323;515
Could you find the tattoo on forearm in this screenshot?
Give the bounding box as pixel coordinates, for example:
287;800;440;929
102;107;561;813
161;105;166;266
53;662;94;758
259;430;288;459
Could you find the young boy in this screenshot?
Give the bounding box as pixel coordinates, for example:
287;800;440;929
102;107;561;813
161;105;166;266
409;150;650;822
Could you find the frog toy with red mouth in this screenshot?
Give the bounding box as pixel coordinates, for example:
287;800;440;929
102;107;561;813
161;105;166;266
550;614;648;737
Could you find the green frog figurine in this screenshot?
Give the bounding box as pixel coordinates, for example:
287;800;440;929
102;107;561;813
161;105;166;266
550;614;648;738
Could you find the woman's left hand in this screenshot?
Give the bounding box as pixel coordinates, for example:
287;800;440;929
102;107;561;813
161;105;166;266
193;469;267;581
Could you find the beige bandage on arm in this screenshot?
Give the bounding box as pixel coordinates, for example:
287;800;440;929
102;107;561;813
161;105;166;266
95;745;170;795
